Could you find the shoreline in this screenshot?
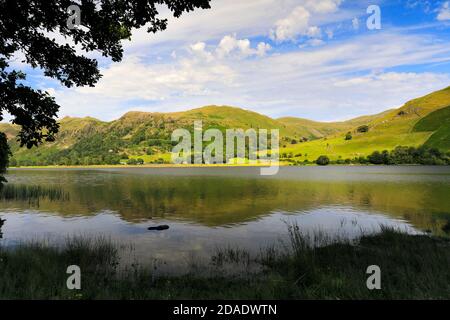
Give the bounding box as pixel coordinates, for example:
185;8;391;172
7;163;286;170
6;163;450;170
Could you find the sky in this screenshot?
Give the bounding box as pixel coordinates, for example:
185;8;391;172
10;0;450;122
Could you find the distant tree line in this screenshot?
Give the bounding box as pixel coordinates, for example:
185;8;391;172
366;146;450;165
310;146;450;166
8;144;450;167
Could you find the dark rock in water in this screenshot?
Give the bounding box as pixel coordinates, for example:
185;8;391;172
442;221;450;234
148;225;169;231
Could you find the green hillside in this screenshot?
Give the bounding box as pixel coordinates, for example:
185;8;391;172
3;106;299;166
413;106;450;150
278;109;392;140
283;86;450;162
176;106;293;135
1;87;450;166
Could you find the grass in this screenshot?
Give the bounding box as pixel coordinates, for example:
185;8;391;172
0;227;448;299
284;131;430;162
424;123;450;150
277;109;392;140
281;87;450;161
127;153;172;164
0;237;118;299
412;105;450;150
413;105;450;132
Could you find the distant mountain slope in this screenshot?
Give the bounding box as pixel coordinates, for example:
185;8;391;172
3;105;298;166
1;86;450;166
284;86;450;161
175;106;292;132
278;109;392;139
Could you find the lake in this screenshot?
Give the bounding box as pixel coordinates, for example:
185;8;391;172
1;166;449;273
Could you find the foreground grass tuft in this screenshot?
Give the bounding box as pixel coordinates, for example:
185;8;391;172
0;228;449;299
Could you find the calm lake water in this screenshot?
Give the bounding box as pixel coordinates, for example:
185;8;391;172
1;166;449;272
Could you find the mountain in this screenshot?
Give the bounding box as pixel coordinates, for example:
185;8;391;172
277;109;393;140
284;86;450;161
1;87;450;166
1;105;298;166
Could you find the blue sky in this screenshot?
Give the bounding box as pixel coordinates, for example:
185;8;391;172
10;0;450;121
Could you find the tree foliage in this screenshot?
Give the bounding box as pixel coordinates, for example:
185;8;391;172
357;125;369;133
367;146;449;165
345;132;352;140
316;155;330;166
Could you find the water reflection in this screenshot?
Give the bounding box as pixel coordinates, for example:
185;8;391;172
0;206;422;272
2;167;450;230
0;166;449;269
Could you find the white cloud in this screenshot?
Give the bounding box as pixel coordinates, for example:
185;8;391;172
334;72;448;89
124;0;298;51
50;31;450;121
269;0;342;42
16;0;450;123
214;34;271;58
187;35;272;61
190;41;214;61
117;0;355;62
270;6;312;42
256;42;272;57
190;42;207;52
437;1;450;21
216;35;240;56
217;35;252;58
306;26;322;38
304;0;342;14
